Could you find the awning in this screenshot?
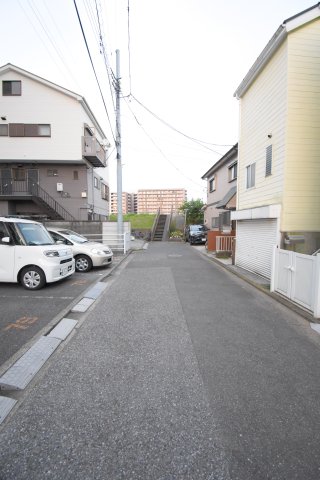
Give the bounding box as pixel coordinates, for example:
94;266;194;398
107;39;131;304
216;186;237;209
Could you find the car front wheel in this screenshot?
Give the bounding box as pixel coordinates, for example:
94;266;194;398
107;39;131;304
75;254;93;272
20;266;46;290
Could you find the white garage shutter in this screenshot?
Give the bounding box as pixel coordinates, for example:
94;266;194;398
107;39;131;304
236;219;278;279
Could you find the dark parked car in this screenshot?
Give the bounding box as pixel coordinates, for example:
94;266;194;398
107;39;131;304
185;224;208;245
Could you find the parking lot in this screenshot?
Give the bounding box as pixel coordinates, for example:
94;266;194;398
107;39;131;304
0;258;124;371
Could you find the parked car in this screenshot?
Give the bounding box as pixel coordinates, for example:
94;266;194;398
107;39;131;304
0;217;75;290
47;228;113;273
185;224;208;245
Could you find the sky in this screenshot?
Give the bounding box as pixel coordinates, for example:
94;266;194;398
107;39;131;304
0;0;316;201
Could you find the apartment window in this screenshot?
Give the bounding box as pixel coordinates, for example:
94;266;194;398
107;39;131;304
9;123;51;137
211;217;219;228
47;169;58;177
101;183;109;200
94;177;100;189
265;145;272;176
246;163;256;189
209;176;216;192
228;162;237;181
73;171;79;180
0;124;8;136
3;80;21;96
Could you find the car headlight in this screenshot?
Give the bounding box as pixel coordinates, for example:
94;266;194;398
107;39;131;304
43;250;60;257
91;248;105;255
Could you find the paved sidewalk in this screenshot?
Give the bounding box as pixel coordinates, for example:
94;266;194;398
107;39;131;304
194;245;316;323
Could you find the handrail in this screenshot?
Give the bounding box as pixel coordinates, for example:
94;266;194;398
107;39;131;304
0;179;76;221
150;207;160;241
29;182;76;221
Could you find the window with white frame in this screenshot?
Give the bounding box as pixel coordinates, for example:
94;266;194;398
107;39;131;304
265;145;272;176
246;163;256;189
209;176;216;192
94;177;100;189
228;162;237;181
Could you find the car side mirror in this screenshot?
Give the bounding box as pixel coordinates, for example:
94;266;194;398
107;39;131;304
1;236;11;244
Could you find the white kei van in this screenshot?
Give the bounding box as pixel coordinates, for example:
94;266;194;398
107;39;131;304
0;217;75;290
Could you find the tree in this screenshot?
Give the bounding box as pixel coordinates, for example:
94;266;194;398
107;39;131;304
179;199;205;225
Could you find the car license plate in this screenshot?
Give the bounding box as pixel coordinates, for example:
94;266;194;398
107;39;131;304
60;266;68;276
202;237;206;241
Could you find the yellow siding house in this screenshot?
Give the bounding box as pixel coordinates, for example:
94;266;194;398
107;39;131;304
232;4;320;279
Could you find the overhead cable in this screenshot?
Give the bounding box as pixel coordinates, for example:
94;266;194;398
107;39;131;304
73;0;116;143
130;94;233;154
123;97;206;191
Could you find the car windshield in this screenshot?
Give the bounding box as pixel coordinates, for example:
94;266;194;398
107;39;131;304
190;225;206;232
17;223;55;246
58;230;89;244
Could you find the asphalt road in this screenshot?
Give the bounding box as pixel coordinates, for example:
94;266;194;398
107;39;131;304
0;259;122;370
1;242;320;479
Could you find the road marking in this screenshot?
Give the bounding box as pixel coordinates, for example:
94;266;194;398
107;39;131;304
3;316;39;332
70;280;88;286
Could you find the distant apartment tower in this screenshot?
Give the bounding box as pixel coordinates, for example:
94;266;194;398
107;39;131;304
137;189;187;214
110;192;136;214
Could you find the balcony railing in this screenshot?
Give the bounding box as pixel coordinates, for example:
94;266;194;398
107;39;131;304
0;179;75;221
82;136;106;167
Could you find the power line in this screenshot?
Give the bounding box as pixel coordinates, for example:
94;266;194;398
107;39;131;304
94;0;117;113
73;0;116;143
123;97;206;191
129;94;233;154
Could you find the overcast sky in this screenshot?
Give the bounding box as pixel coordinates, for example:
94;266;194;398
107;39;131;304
0;0;315;200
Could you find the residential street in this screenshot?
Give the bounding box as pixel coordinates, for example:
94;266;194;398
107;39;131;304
1;241;320;479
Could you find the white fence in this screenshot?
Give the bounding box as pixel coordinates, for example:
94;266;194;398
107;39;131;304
84;232;131;254
216;236;235;252
271;247;320;318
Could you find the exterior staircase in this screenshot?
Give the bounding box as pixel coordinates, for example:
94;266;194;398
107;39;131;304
153;214;167;241
29;183;76;221
0;179;76;221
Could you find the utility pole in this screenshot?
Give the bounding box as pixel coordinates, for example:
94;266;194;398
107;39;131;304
115;49;123;235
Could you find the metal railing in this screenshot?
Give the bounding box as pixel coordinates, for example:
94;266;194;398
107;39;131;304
29;183;76;221
82;136;106;166
150;208;160;241
83;232;131;254
0;179;76;221
216;235;235;252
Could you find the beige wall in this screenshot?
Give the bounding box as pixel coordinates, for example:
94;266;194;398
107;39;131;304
237;41;287;212
283;19;320;231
